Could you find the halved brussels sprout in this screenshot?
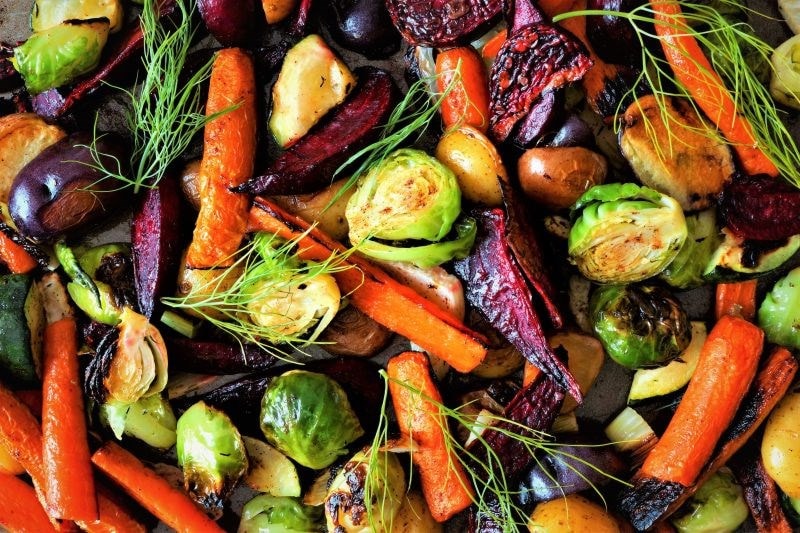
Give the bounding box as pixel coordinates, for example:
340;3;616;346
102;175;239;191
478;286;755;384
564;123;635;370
591;284;691;369
346;149;461;244
177;401;248;517
771;34;800;110
324;448;406;533
31;0;124;33
758;266;800;350
660;210;720;289
568;183;687;284
12;19;110;95
671;470;749;533
260;370;364;469
239;495;323;533
99;394;177;450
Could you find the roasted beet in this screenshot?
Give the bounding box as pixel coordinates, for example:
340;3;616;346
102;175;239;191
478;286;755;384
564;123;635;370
512;90;563;148
489;23;592;142
166;338;276;374
586;0;647;65
198;0;255;46
548;114;595;148
328;0;401;58
235;67;398;195
719;174;800;241
384;0;503;46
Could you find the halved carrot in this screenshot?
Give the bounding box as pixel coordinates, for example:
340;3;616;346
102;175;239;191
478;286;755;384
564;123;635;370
42;317;97;522
650;0;779;177
186;48;257;268
91;442;224;533
436;46;491;132
387;351;474;522
0;232;37;273
0;472;57;533
640;315;763;486
248;198;488;372
715;280;757;321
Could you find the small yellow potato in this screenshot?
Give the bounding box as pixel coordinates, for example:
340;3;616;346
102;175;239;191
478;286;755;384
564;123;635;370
436;125;507;206
393;491;443;533
262;0;298;24
518;147;607;210
528;494;621;533
762;391;800;498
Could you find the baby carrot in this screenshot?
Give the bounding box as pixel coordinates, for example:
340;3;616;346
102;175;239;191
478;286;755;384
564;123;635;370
715;280;757;321
436;46;491;132
0;472;57;533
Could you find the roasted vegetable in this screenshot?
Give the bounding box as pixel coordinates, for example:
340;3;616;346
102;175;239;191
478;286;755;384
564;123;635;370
719;173;800;241
585;0;646;65
262;0;298;24
704;229;800;281
758;266;800;350
517;146;608;209
384;0;502;46
12;19;110;95
660;210;719;289
435;125;506;206
0;114;65;204
568;183;687;284
671;470;749;533
328;0;401;58
0;274;42;387
527;494;621;532
99;394;177;450
591;284;691;369
31;0;124;33
260;370;364;469
176;401;248;517
271;180;355;241
197;0;255;46
240;495;322;533
242;436;300;497
771;34;800;109
166;338;276;375
762;389;800;498
324;448;406;533
317;305;393;358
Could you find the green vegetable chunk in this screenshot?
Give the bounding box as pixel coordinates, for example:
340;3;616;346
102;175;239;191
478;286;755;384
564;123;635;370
31;0;124;33
758;266;800;350
0;274;38;386
591;284;691;369
771;34;800;110
12;19;110;95
239;495;323;533
660;210;719;289
177;401;248;516
260;370;364;469
568;183;687;284
671;470;749;533
100;394;177;450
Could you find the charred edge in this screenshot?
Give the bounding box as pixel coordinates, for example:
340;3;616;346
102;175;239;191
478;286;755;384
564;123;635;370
617;476;686;531
720;174;800;241
95;252;138;311
181;372;272;420
592;65;649;119
729;450;793;533
0;222;50;269
326;461;369;529
84;326;120;404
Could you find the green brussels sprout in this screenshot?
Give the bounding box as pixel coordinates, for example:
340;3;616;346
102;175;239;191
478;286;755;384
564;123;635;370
12;19;110;95
771;35;800;110
660;209;720;289
591;284;691;369
238;495;323;533
671;470;749;533
260;370;364;470
99;394;177;450
346;149;461;244
31;0;124;33
568;183;687;284
177;401;248;517
324;448;406;533
758;266;800;350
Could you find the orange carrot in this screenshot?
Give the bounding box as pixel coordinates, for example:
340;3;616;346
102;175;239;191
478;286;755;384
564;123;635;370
387;351;474;522
522;361;542;387
78;485;147;533
42;317;97;522
248;199;488;372
0;472;57;533
650;0;778;177
14;389;42;418
480;31;507;62
186;48;257;268
91;442;224;533
715;280;757;321
0;233;37;273
436;46;491;132
641;315;763;486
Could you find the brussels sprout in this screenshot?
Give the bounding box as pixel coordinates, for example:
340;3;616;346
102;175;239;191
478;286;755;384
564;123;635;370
568;183;687;284
12;19;110;95
31;0;124;33
671;470;749;533
591;284;691;369
99;394;177;450
260;370;364;469
346;149;461;244
239;495;323;533
324;448;406;533
771;35;800;110
177;401;248;516
758;266;800;350
660;210;720;289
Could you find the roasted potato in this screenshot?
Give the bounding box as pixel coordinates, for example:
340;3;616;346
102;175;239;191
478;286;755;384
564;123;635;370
528;494;621;532
517;146;607;209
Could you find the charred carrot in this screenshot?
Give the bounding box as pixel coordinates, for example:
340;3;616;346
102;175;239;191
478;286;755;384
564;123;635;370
91;442;224;533
186;48;257;268
730;452;794;533
640;315;763;486
42;317;97;521
0;232;37;273
650;0;778;177
715;280;757;321
387;351;474;521
248;199;488;372
436;46;491;132
0;472;57;533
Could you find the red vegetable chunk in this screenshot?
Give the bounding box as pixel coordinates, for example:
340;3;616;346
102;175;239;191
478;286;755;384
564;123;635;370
719;173;800;241
384;0;503;47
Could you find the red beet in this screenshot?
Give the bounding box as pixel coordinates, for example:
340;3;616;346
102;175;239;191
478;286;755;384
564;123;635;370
719;174;800;241
198;0;255;46
384;0;503;46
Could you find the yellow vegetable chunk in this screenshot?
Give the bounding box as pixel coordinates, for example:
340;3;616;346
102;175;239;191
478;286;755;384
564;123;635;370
528;494;620;532
435;125;506;206
762;391;800;498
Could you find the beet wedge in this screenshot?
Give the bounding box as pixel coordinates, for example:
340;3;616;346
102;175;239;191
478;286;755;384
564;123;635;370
454;208;580;399
165;338;276;375
234;67;398;196
384;0;502;47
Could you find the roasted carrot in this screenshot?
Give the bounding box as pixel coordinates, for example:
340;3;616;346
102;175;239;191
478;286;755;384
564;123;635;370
0;232;38;273
436;46;491;132
640;315;763;487
0;472;57;533
480;30;507;62
186;48;257;268
248;199;488;372
91;442;225;533
650;0;778;177
387;351;474;522
77;485;147;533
14;389;42;418
730;451;794;533
41;317;97;522
715;280;757;321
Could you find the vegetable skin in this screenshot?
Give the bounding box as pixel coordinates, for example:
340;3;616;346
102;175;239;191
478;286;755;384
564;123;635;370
0;472;57;533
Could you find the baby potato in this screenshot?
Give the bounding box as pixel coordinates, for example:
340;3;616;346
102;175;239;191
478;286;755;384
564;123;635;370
435;125;507;206
518;147;607;209
762;391;800;498
528;494;620;533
